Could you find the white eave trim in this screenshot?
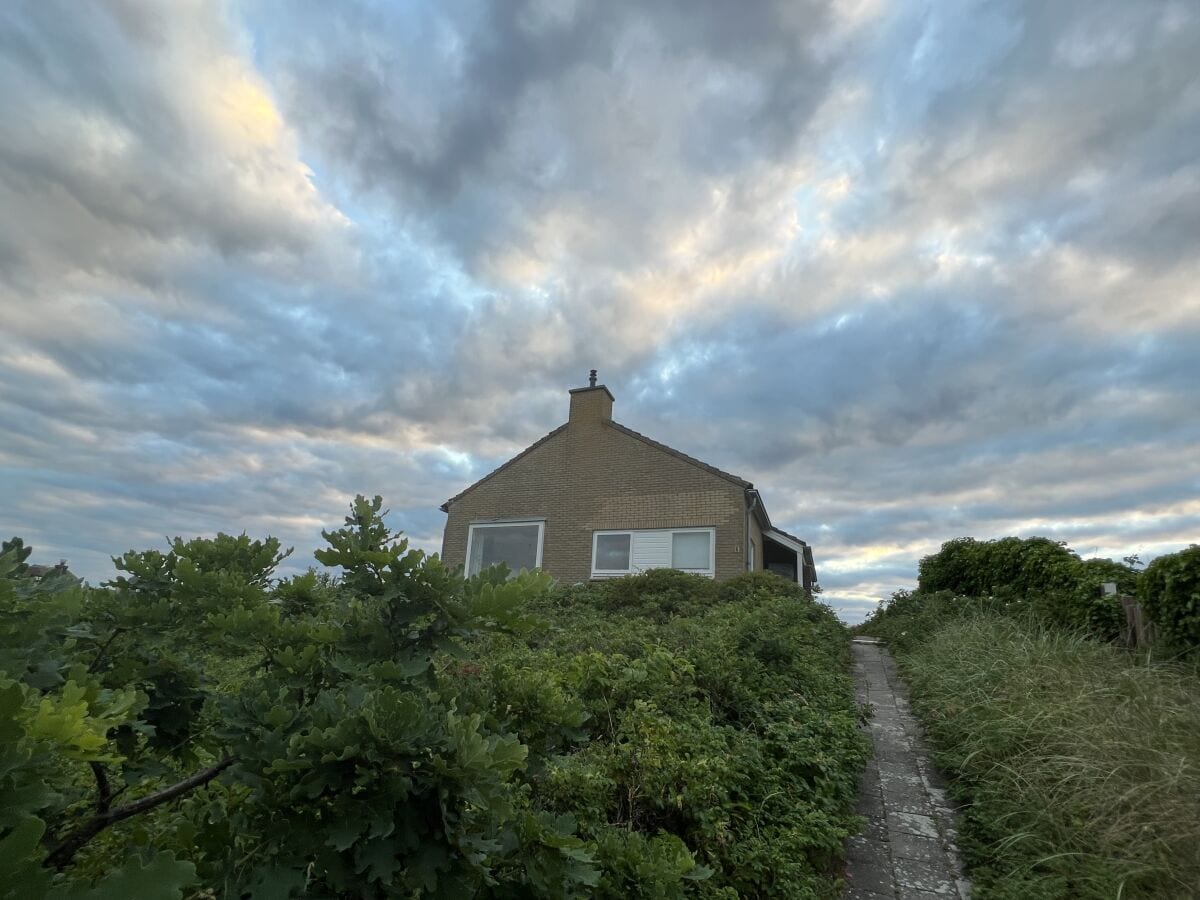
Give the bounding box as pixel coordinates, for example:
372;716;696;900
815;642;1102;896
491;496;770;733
746;489;772;530
763;528;807;556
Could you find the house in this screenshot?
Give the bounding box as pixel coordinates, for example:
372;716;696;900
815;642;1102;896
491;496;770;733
25;560;72;581
440;374;817;588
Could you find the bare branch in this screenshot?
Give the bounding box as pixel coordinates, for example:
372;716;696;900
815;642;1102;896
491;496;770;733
89;761;111;814
87;627;125;674
104;755;236;822
45;755;236;870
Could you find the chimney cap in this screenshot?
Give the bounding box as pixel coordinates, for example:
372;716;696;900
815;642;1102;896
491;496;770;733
568;377;615;401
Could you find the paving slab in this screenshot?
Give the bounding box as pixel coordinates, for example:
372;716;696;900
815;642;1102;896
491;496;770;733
883;794;935;817
893;857;959;895
842;639;971;900
889;832;948;864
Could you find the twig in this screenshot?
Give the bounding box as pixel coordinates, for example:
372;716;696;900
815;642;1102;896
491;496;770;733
87;628;126;673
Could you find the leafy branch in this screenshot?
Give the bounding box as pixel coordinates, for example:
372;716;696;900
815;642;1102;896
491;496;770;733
45;755;237;870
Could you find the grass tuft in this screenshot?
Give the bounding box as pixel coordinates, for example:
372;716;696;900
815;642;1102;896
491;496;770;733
899;615;1200;899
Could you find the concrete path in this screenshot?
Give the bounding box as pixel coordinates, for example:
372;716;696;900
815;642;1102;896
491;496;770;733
842;638;970;899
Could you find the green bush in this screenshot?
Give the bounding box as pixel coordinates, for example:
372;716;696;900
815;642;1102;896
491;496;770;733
909;537;1137;641
0;509;866;898
856;589;990;654
597;568;717;621
2;499;597;898
1139;546;1200;650
474;573;869;897
714;571;811;605
1066;557;1140;641
858;541;1200;897
918;536;1082;596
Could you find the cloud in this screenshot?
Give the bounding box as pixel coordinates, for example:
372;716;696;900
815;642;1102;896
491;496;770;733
243;0;861;379
1;0;1198;623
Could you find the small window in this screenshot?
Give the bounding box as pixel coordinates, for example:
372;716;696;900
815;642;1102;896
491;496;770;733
595;533;632;571
592;531;635;576
467;521;544;577
672;531;711;571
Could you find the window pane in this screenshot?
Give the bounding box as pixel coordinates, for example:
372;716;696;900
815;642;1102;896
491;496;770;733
595;533;631;570
469;524;540;576
672;531;710;569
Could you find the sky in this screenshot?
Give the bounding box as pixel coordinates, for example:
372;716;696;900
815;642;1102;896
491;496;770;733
1;0;1198;623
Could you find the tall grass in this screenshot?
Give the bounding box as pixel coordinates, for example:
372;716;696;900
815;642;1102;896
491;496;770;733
900;615;1200;899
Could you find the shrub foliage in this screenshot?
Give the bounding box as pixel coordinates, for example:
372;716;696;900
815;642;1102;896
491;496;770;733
0;500;865;898
1138;545;1200;650
909;536;1141;641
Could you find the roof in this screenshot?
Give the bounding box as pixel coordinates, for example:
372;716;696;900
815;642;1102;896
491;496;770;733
766;524;809;548
440;416;753;511
604;420;753;489
439;423;568;512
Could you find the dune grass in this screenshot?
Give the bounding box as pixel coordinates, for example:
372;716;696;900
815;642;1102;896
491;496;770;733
898;615;1200;899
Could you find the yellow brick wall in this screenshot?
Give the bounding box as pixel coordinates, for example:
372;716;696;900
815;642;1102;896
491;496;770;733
441;415;750;583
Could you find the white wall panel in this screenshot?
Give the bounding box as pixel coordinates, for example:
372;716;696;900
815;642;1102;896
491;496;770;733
631;531;671;571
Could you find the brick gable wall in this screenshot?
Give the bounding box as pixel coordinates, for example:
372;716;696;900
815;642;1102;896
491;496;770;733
441;416;750;582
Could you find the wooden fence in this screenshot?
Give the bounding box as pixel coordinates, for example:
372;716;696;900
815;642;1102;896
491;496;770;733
1118;594;1156;649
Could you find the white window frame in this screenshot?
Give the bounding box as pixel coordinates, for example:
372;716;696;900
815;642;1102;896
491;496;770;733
669;527;716;576
465;519;545;577
591;530;636;578
590;527;717;579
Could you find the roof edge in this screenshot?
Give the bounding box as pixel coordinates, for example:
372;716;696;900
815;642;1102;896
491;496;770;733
604;419;752;489
764;526;809;553
440;423;570;511
747;488;772;530
440;414;754;512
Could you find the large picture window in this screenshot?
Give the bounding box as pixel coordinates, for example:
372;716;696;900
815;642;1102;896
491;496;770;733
466;520;544;577
591;528;715;579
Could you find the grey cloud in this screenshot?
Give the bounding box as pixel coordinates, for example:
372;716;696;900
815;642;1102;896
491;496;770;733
864;2;1200;272
245;0;845;316
2;402;463;585
0;3;338;280
257;0;836;199
607;297;1199;620
0;1;502;588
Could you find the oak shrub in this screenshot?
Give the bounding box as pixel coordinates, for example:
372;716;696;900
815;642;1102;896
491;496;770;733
0;499;865;898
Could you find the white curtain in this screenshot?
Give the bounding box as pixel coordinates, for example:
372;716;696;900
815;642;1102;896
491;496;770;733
671;532;710;569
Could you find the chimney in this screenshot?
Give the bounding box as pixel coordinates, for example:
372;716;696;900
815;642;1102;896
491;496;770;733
568;371;614;424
